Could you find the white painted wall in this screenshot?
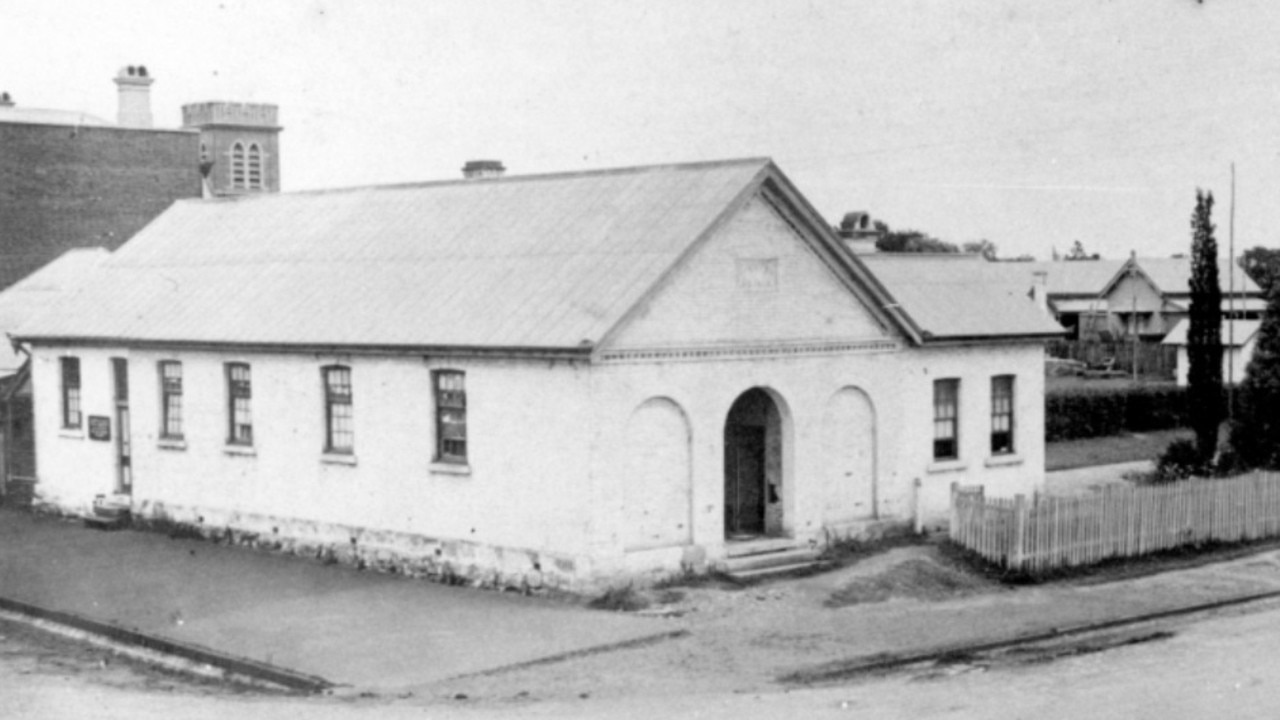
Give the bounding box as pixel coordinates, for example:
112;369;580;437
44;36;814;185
26;188;1049;586
31;347;597;557
587;341;1046;574
1173;340;1254;387
608;194;890;350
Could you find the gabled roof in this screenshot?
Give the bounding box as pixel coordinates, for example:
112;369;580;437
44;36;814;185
857;254;1065;341
1100;256;1262;298
0;248;110;372
14;158;1057;354
15;159;916;353
1017;260;1127;297
1162;319;1262;348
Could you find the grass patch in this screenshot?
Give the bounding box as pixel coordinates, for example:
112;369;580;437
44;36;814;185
587;585;650;612
1045;376;1176;393
652;568;748;591
1046;428;1193;472
819;530;926;567
942;534;1280;586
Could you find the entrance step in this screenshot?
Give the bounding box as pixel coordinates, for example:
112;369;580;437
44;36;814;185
725;537;802;558
83;494;132;531
1;479;36;509
723;541;825;580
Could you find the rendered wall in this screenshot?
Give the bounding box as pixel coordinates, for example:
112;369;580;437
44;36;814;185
592;190;1047;578
588;341;1046;576
30;346;600;590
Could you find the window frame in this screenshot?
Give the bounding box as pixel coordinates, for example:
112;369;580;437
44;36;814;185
247;143;263;189
933;378;960;461
229;141;246;189
322;365;354;454
433;370;467;465
226;362;253;446
158;360;184;440
991;375;1015;456
60;357;81;429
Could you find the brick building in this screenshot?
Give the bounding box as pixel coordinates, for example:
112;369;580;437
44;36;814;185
0;66;280;290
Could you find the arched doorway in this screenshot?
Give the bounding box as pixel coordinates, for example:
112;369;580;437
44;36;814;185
724;388;785;539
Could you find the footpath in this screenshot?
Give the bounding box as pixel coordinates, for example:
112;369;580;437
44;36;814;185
0;510;669;691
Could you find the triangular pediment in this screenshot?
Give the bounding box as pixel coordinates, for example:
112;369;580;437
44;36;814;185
600;191;898;354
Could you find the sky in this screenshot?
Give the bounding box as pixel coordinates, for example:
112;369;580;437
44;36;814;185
2;0;1279;261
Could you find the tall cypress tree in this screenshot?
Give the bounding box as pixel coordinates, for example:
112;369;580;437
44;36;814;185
1188;190;1224;462
1232;281;1280;468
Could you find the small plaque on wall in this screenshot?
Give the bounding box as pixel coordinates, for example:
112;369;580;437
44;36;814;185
88;416;111;442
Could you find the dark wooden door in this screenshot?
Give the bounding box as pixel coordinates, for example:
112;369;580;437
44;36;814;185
724;425;766;537
112;358;132;495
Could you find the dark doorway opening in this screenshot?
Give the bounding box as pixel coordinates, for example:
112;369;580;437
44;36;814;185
724;388;783;539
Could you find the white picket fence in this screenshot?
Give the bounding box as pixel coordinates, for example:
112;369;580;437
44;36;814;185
950;472;1280;573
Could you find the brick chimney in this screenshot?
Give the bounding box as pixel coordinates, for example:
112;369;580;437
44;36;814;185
837;211;883;254
114;65;154;128
462;160;505;179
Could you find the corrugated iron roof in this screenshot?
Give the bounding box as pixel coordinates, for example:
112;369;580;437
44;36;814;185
1124;256;1262;296
15;158;1065;352
17;159;775;350
0;248;110;372
1017;260;1126;296
857;254;1065;340
1162;318;1262;347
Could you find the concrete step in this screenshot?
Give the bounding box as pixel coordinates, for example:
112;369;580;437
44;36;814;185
725;547;821;573
724;537;803;558
728;560;828;580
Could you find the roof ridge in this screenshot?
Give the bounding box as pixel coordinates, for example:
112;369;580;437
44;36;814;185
192;156;775;204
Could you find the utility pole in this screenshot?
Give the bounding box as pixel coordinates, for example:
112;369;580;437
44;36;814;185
1228;163;1236;418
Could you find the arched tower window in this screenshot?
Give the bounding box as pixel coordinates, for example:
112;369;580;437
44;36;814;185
230;141;246;189
247;143;263;189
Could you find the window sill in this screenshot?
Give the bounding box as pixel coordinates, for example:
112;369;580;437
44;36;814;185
926;459;968;475
224;445;257;457
321;452;357;466
158;438;187;451
58;428;85;440
429;461;472;477
985;454;1023;468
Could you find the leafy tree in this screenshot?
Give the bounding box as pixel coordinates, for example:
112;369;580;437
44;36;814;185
1064;240;1101;261
1187;190;1224;462
875;230;959;254
1239;246;1280;295
1231;281;1280;468
962;239;998;260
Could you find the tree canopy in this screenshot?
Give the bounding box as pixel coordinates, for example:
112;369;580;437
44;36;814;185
1063;240;1101;261
1230;281;1280;469
875;229;959;254
1187;189;1224;462
1240;246;1280;295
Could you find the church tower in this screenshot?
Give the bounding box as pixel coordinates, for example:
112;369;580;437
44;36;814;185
181;102;282;196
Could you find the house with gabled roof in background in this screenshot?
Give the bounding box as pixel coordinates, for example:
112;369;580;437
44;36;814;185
1099;255;1264;341
13;158;1062;591
1013;260;1126;339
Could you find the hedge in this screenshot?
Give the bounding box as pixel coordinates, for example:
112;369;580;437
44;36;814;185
1045;385;1190;442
